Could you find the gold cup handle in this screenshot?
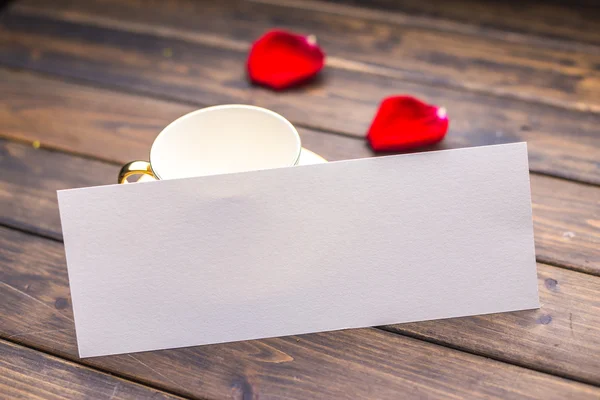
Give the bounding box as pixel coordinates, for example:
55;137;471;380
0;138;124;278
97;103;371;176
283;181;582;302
118;161;156;184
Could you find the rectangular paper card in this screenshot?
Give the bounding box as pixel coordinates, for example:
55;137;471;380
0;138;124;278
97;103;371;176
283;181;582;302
58;143;539;358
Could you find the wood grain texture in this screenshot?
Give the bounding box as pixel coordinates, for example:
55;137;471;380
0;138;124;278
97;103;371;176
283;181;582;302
0;68;357;167
0;140;116;239
385;263;600;385
329;0;600;46
0;19;598;185
1;74;598;275
0;339;183;400
12;0;600;112
2;226;599;398
531;179;600;275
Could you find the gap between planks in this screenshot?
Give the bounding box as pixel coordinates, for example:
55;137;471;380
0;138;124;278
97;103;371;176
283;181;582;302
0;336;198;400
537;255;600;278
0;221;63;244
373;325;600;389
9;2;600;114
249;0;600;54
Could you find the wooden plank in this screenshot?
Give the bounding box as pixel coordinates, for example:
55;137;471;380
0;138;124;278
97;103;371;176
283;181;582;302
531;179;600;275
12;0;600;112
0;68;376;167
0;71;193;166
0;339;183;400
0;140;115;239
1;227;599;398
1;76;598;276
385;263;600;385
328;0;600;46
0;20;599;187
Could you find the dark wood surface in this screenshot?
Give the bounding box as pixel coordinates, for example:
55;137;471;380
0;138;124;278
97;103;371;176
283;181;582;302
13;0;600;111
2;5;600;184
0;0;599;398
0;339;183;400
327;0;600;46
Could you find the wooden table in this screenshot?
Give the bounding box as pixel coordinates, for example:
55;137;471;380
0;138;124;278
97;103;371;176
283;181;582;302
1;0;599;398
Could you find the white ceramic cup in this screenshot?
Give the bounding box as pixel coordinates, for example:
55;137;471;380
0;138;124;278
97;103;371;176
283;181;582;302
118;105;304;182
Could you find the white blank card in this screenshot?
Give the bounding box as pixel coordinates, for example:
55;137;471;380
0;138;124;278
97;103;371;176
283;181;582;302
58;143;539;358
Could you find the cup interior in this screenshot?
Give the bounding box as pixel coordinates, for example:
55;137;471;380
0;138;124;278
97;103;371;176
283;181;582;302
150;105;301;180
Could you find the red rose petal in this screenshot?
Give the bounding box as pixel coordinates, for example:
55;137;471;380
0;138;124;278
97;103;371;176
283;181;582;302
247;30;325;90
367;96;449;152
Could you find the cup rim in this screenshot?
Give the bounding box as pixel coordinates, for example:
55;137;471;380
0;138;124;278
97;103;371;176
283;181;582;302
149;104;302;180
